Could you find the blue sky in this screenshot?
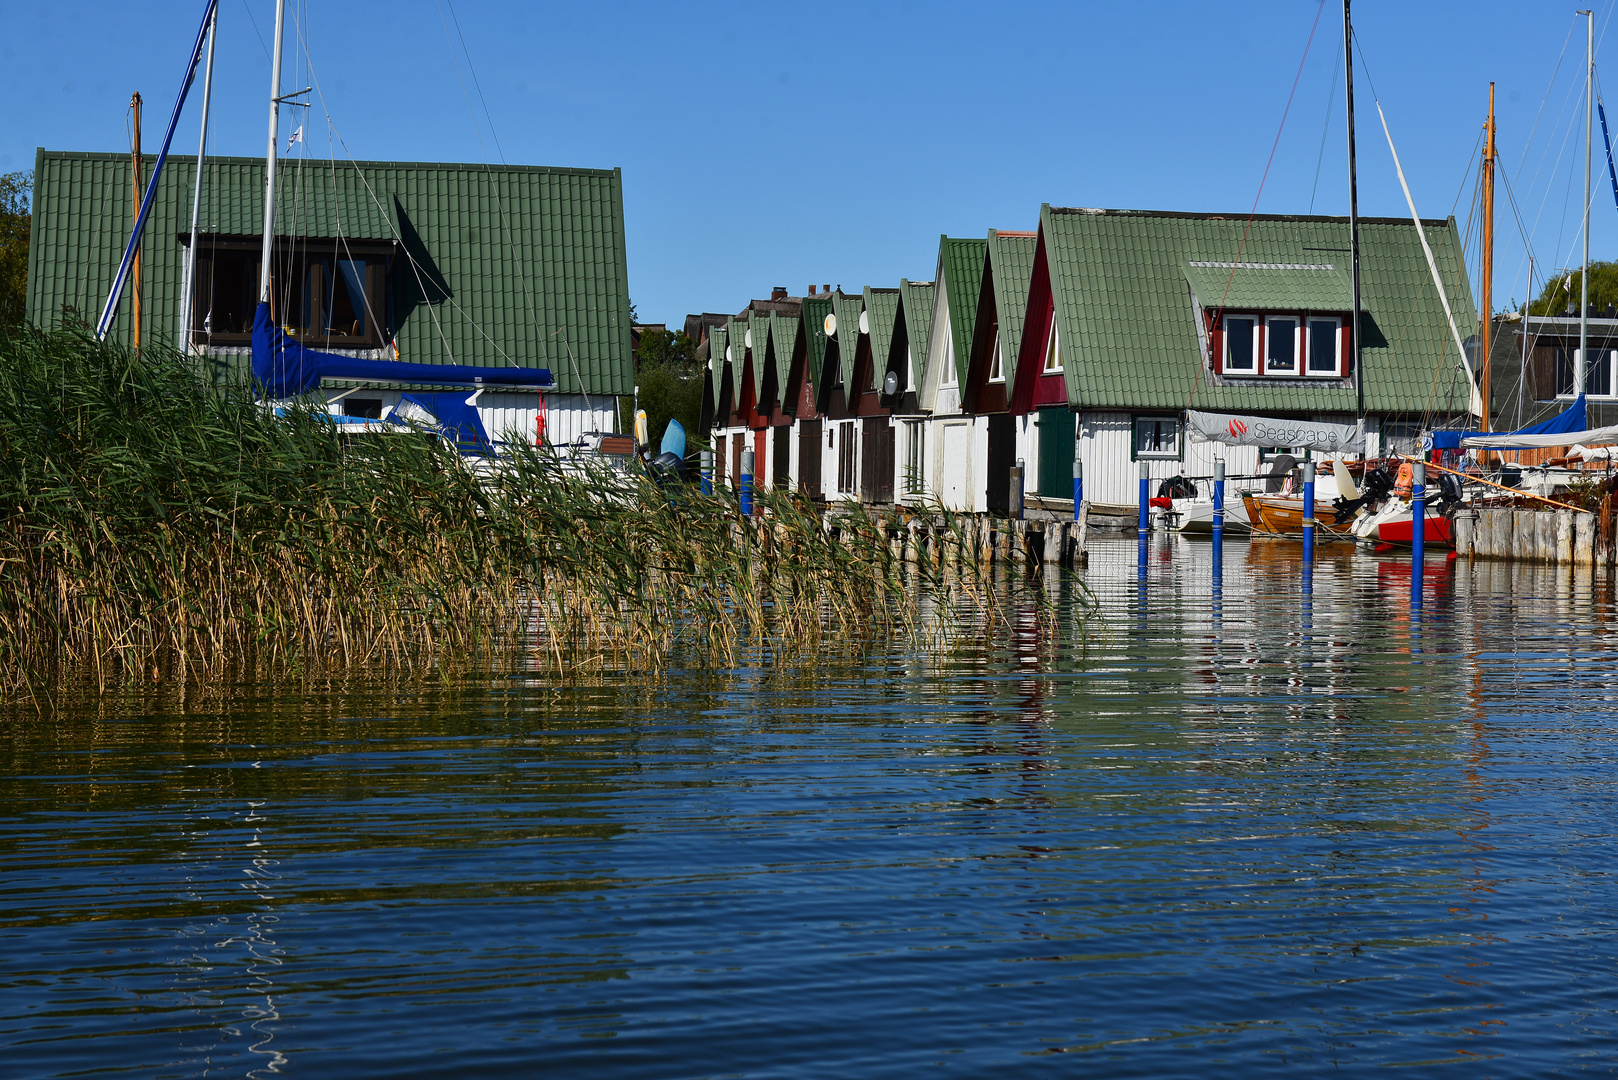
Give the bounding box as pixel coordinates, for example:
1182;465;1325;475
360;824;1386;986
4;1;1616;326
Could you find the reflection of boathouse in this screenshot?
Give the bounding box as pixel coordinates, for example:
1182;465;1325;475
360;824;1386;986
26;151;634;446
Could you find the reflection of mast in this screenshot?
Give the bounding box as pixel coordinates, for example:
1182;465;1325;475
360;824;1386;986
1481;84;1496;431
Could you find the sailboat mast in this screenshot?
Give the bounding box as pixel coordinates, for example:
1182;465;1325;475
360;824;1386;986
1481;83;1495;431
130;92;142;353
1343;0;1364;419
179;4;216;352
1581;9;1593;396
258;0;287;315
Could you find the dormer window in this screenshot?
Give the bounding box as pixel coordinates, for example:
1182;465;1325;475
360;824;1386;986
1044;323;1063;372
1213;311;1347;379
988;328;1005;383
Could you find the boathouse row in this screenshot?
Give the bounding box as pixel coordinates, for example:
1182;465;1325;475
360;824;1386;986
25;150;634;444
697;207;1477;511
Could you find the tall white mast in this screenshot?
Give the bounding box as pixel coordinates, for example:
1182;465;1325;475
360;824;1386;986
1344;0;1363;418
178;3;216;352
1581;9;1593;397
258;0;286;310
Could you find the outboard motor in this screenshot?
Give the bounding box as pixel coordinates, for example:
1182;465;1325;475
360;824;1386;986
1156;475;1197;500
1436;470;1464;508
648;450;685;489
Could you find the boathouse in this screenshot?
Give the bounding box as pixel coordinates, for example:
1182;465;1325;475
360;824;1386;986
916;235;989;511
1012;206;1478;506
889;279;935;504
963;230;1039;511
26;150;634;445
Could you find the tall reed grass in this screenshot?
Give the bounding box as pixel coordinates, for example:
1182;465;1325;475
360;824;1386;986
0;327;1050;701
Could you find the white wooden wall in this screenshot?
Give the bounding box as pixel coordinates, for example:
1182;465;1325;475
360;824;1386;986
320;389;616;450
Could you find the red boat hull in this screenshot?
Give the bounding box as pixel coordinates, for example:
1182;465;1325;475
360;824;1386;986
1376;513;1453;547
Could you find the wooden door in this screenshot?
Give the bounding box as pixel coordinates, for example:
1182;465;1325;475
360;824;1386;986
1037;406;1075;497
985;413;1014;513
798;419;822;499
773;425;791;489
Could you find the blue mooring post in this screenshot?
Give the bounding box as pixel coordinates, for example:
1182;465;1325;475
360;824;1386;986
1072;454;1083;522
1410;459;1426;609
1138;461;1150;533
1212;459;1226;549
739;448;755;517
1301;460;1316;564
700;449;713;496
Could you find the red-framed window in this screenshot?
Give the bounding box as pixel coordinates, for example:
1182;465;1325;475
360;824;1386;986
1208;311;1349;379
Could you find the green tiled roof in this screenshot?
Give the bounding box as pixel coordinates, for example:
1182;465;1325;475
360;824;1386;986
748;309;772;400
708;324;728;406
1040;206;1477;415
863;287;901;377
830;291;865;388
802;295;833;389
987;231;1037;396
728;316;751;401
1181;260;1353;313
26;150;632;396
770;310;800;392
898;279;935;364
940;237;987;387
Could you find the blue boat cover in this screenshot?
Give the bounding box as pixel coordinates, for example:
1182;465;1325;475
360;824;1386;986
1430;394;1587;450
391;391;494;455
660;419;686;459
251;302;554;399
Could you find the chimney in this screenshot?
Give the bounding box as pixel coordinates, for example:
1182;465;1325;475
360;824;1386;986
808;284;817;295
771;286;788;301
824;284;831;295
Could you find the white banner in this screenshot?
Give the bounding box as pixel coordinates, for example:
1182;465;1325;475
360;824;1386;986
1186;410;1365;453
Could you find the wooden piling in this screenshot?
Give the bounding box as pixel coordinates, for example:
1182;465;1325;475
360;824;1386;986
1454;508;1476;558
1556;510;1575;565
1537;511;1556;563
1575;512;1595;566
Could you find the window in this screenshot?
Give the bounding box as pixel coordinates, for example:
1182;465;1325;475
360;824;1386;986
1307;317;1342;375
940;315;957;387
837;421;859;493
1043;322;1062;372
1134;416;1180;460
1554;347;1618;398
988;328;1004;383
1264;315;1299;374
1223;315;1257;372
187;234;394;348
342;397;382;419
904;420;926;495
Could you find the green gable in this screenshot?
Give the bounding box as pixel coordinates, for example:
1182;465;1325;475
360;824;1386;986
770;310;800;392
708;324;728;407
987;231;1037;396
940;237;987;388
802;295;833;388
898;279;934;365
748;309;772;400
26;150;632;396
863;287;901;377
831;291;865;389
1040;205;1476;415
728;316;752;401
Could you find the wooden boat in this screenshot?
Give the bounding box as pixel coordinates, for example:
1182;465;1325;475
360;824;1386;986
1240;492;1357;542
1083;502;1142;531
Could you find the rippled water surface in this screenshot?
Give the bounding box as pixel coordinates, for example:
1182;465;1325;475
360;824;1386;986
3;536;1616;1077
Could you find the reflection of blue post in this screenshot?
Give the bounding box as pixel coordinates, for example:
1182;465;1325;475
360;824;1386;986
700;448;713;496
1211;528;1223;623
740;448;755;517
1301;460;1316;563
1411;460;1425;609
1072;454;1083;522
1212;459;1226;549
1138;461;1150;533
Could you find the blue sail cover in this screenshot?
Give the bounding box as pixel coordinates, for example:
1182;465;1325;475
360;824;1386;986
1430;394;1587;450
392;392;495;455
251;303;554;398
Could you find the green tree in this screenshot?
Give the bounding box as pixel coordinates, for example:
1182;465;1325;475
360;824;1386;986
1528;260;1618;316
622;328;703;454
0;171;31;327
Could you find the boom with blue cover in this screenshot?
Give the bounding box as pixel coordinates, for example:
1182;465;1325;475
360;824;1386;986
1431;394;1587;450
251;303;555;398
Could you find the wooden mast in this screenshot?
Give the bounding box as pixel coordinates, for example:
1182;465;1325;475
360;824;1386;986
130;92;142;352
1480;83;1495;431
1344;0;1364;419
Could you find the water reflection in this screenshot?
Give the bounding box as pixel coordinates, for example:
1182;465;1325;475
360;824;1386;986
0;537;1614;1075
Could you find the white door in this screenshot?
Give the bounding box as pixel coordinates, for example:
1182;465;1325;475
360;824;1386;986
939;422;971;510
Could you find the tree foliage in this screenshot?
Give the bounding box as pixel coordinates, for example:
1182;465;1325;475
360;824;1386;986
1527;261;1618;316
0;171;30;327
623;328;704;452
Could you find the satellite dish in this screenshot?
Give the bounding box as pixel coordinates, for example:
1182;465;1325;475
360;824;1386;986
744;329;753;349
858;310;869;335
882;370;900;396
824;313;837;337
725;345;733;363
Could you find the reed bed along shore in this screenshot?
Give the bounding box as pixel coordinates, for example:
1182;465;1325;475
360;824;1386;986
0;328;1063;702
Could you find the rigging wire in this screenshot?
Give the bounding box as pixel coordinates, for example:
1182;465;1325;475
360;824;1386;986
1307;30;1341;216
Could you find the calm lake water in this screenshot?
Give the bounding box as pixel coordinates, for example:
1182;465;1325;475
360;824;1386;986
3;535;1615;1078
